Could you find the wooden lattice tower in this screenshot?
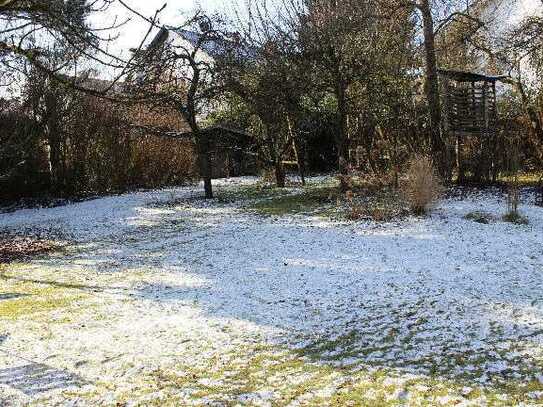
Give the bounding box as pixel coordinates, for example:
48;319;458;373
439;69;507;183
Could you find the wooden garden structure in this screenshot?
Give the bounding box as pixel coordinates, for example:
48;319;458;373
439;69;508;183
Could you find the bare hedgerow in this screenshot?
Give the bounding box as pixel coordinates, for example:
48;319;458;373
401;155;443;215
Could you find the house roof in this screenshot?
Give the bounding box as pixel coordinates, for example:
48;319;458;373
171;28;231;59
144;26;257;61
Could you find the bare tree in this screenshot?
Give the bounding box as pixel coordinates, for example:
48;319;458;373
295;0;381;189
501;9;543;141
223;0;420;187
129;13;235;198
0;1;163;98
217;2;311;188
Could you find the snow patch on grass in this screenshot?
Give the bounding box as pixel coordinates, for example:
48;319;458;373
1;177;543;405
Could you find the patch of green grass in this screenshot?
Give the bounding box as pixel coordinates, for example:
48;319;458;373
296;331;362;361
325;374;404;407
60;339;543;406
140;346;340;405
218;177;407;222
499;172;543;187
0;275;86;320
215;183;294;203
250;186;339;216
247;178;408;221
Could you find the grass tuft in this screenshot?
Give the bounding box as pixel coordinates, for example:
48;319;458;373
502;212;529;225
464;211;494;224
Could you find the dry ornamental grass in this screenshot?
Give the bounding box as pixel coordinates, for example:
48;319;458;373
401;155;443;215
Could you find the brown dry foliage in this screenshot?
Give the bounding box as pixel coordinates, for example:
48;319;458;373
0;93;198;200
344;190;363;220
401;155;443;215
344;189;404;222
127;135;197;189
0;236;57;264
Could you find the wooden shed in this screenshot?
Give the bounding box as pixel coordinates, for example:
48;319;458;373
439;69;508;183
175;125;258;179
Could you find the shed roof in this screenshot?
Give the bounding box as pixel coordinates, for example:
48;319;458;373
177;124;251;139
438;69;508;83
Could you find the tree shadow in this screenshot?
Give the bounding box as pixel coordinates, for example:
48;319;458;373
1;274;128;294
0;293;30;301
0;363;85;396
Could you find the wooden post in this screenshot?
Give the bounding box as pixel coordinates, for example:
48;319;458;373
292;138;306;186
441;75;454;183
491;81;498;182
482;81;489;181
287;116;306;186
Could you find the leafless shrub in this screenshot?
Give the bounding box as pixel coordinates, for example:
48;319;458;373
337;173;354;192
344;190;363;220
506;183;520;216
128;136;198;189
503;179;528;224
401;155;443;215
1;89;198;202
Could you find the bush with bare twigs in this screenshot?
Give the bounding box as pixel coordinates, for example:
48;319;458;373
503;180;528;224
401;155;443;215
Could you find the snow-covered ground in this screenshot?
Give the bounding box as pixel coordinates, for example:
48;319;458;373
1;177;543;406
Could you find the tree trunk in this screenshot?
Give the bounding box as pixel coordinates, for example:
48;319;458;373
48;132;63;193
46;93;65;194
293;139;306;186
275;161;286;188
419;0;447;177
287;116;306;186
336;76;350;191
